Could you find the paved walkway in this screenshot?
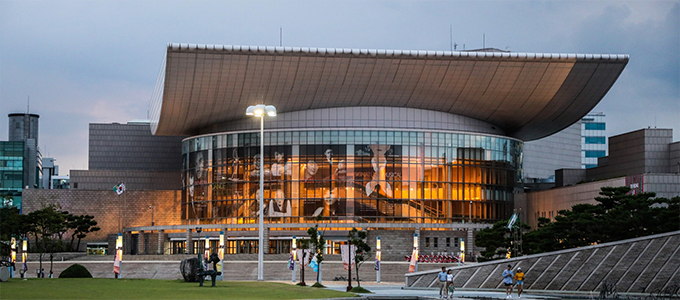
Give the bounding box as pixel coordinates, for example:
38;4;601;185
274;281;578;299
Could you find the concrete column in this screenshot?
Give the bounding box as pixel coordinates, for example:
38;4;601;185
158;230;164;255
186;229;193;254
467;228;474;261
123;232;132;255
263;227;270;254
138;231;145;255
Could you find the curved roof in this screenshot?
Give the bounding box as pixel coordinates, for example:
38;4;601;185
151;44;628;141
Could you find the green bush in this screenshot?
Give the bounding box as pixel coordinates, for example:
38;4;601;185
59;264;93;278
350;286;371;293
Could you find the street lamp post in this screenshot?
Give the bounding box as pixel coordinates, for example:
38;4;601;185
375;236;381;283
10;236;16;278
246;104;277;282
22;237;27;280
291;236;297;282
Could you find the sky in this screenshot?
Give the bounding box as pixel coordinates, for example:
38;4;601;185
1;0;678;175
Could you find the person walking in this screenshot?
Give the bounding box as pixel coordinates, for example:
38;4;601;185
502;265;514;298
446;269;455;298
437;267;448;298
514;267;525;298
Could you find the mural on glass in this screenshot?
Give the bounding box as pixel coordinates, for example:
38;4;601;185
182;131;521;224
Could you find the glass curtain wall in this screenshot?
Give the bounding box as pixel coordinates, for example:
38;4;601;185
181;130;522;224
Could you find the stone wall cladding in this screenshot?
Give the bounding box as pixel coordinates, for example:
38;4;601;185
22;189;181;244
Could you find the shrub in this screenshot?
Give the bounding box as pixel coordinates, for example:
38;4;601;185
59;264;93;278
350;286;371;293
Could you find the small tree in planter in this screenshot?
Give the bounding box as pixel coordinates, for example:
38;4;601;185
307;225;326;286
348;228;371;288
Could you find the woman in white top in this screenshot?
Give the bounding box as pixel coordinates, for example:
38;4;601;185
446;269;454;298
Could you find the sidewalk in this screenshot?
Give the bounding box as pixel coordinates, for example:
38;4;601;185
311;282;566;299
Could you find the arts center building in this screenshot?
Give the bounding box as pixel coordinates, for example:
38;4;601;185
22;44;629;259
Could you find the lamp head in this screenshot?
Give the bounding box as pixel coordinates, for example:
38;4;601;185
246;104;276;117
265;105;277;116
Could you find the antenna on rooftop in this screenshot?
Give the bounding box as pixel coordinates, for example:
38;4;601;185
450;25;453;52
27;96;30;114
483;33;486;49
280;27;282;47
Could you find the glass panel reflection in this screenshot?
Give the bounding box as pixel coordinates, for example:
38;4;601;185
181;130;521;223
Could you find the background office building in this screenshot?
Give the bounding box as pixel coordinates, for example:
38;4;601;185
1;113;43;209
581;112;607;169
0;141;24;207
519;128;680;230
70;121;184;191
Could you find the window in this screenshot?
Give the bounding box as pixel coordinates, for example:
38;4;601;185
585;150;606;158
434;237;438;248
584;164;597;169
454;238;459;247
585;122;606;130
425;237;430;248
446;237;451;247
585;137;606;144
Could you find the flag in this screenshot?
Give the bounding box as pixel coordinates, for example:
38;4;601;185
408;248;419;273
309;254;319;272
507;213;518;229
341;245;356;271
287;254;295;271
296;249;311;267
113;249;121;275
114;183;126;195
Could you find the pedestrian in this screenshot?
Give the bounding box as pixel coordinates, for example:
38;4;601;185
41;268;45;278
437;267;448;298
446;269;455;298
502;264;514;298
514;267;525;298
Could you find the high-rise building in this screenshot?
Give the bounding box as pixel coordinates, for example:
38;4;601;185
0;141;24;208
8;113;42;189
41;157;58;189
581;112;607;169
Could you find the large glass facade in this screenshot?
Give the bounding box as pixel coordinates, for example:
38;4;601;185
181;130;522;225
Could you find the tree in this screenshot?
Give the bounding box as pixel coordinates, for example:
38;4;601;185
522;186;680;255
348;228;371;287
475;220;529;261
67;215;100;252
475;220;512;261
27;204;68;278
307;224;325;285
0;206;22;258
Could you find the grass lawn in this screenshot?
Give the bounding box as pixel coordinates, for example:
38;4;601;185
0;278;355;300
